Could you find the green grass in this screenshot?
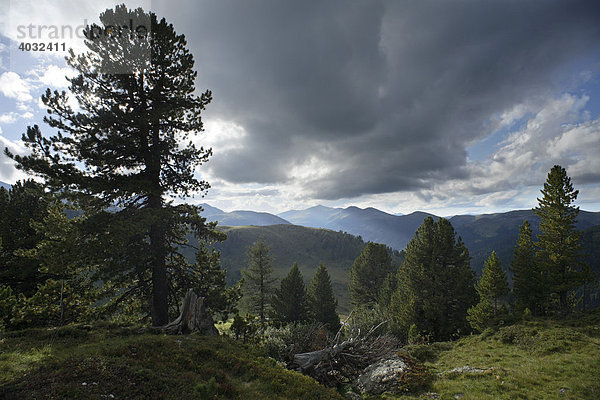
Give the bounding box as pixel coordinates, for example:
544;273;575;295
3;311;599;399
0;323;342;399
393;310;600;400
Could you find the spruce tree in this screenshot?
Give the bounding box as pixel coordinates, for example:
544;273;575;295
308;263;340;333
349;242;394;306
390;217;476;341
475;251;509;314
511;221;545;315
4;6;221;326
534;165;582;314
241;241;276;322
272;263;309;323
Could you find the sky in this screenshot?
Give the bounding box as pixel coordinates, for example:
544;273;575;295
1;0;599;217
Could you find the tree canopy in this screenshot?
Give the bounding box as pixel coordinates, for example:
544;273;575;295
308;263;340;333
272;263;309;323
4;6;223;326
349;242;394;307
534;165;583;314
390;217;476;341
0;180;50;296
511;221;545;315
241;240;276;321
475;251;509;314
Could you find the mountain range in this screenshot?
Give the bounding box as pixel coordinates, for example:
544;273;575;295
199;203;290;226
201;202;600;254
3;180;600;310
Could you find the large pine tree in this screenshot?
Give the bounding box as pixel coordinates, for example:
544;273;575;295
241;240;276;322
308;263;340;333
5;6;221;326
271;263;309;323
349;242;394;306
511;221;546;315
390;217;476;341
534;165;582;314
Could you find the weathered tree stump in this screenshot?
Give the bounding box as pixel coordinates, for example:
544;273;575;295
163;289;219;335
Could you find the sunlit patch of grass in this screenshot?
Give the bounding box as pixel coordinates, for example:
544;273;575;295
0;344;52;383
390;310;600;400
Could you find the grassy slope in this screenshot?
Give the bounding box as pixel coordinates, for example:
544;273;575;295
396;310;600;400
0;324;342;400
1;311;599;399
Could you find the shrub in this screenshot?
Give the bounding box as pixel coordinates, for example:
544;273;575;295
403;341;454;363
0;285;18;331
345;303;389;339
260;322;328;363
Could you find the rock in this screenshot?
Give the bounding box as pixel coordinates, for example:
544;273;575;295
356;356;409;395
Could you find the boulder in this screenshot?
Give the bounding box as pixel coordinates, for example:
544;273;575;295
356;356;409;395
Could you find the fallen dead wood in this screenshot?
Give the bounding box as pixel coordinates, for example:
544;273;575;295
292;320;398;387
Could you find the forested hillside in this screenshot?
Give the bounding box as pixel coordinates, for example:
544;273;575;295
184;224;402;312
180;217;600;312
452;210;600;276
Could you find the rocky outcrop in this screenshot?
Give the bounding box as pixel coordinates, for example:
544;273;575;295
356;356;409;394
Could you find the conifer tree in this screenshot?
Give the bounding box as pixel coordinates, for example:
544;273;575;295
534;165;582;314
308;263;340;333
241;241;276;322
390;217;476;341
475;251;509;314
4;6;222;326
0;181;50;296
272;263;309;323
467;251;509;331
511;221;545;315
349;242;394;306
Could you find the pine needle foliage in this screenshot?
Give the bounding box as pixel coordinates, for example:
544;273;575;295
272;263;309;323
534;165;583;314
511;221;546;315
241;240;277;322
391;217;476;341
308;263;340;333
4;6;223;326
349;242;394;307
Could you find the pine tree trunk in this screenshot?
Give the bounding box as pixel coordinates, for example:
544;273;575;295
164;289;219;335
59;279;65;325
150;221;169;326
559;290;569;315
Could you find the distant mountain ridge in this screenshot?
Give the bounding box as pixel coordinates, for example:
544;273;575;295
199;203;291;226
206;202;600;277
280;205;437;250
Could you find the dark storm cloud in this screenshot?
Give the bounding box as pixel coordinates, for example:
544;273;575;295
159;0;600;199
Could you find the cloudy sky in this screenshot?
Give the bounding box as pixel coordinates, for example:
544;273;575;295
1;0;599;216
